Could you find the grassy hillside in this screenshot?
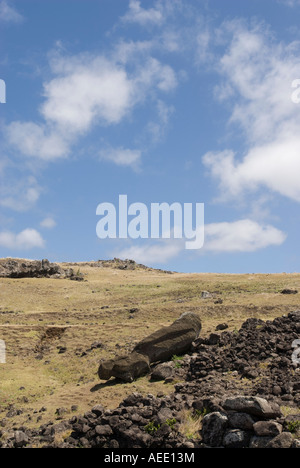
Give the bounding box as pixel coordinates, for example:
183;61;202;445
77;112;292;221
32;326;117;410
0;262;299;429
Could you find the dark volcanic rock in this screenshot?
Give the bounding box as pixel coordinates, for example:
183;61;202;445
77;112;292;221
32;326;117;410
0;258;75;279
281;289;298;295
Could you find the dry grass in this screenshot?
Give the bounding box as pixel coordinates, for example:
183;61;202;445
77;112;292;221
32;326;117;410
0;262;299;430
178;409;203;440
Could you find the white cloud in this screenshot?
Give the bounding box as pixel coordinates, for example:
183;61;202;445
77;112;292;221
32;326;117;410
5;50;177;162
0;229;45;250
203;135;300;202
115;240;183;265
0;0;23;23
203;219;286;253
99;146;142;169
40;217;56;229
121;0;163;26
5;121;70;161
202;20;300;204
42;55;135;132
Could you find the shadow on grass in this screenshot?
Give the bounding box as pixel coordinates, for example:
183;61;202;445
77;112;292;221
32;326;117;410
90;378;123;392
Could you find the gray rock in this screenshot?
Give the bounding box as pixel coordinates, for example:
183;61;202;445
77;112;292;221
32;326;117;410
156;407;174;425
151;362;174;381
201;291;213;299
249;436;274;448
91;405;105;417
292;439;300;448
223;429;250;448
266;432;294;448
228;412;255;430
95;425;113;437
222;396;281;419
201;412;228;447
253;420;282;437
14;430;29;448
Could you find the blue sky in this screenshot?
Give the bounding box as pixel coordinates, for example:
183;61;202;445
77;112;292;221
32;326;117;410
1;0;300;273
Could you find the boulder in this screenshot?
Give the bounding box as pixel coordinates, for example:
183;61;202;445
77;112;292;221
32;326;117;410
150;362;174;381
98;312;201;382
223;429;250;448
222;396;282;419
253;420;282;437
266;432;294;448
201;412;228;447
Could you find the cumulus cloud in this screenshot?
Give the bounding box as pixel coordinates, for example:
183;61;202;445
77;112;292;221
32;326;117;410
203;219;286;253
0;228;45;250
202;20;300;204
203;136;300;203
5;121;70;161
5;50;178;162
41;55;135;132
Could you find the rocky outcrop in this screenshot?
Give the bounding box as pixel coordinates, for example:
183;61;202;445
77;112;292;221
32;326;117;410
0;258;79;280
98;312;202;382
63;258;174;274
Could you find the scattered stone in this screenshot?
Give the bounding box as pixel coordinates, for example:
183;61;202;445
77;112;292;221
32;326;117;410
214;299;223;304
150;362;174;381
201;291;213;299
14;431;29;448
281;289;298;295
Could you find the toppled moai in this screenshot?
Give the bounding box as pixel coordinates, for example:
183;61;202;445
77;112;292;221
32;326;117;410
98;312;202;382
